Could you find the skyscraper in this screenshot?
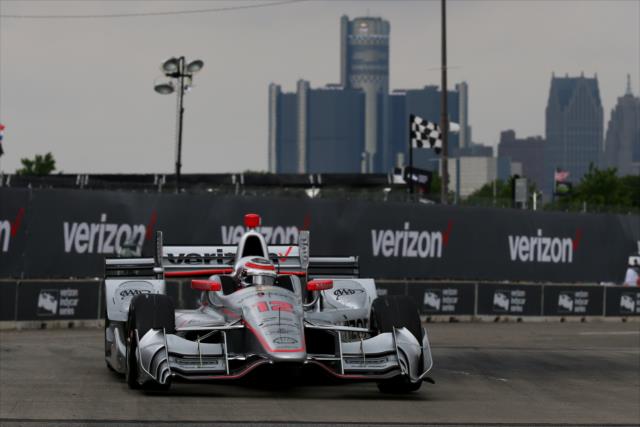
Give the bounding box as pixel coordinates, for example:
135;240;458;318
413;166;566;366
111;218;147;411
603;75;640;176
268;81;365;173
498;130;545;189
388;86;462;172
544;73;603;198
340;16;390;172
269;15;464;175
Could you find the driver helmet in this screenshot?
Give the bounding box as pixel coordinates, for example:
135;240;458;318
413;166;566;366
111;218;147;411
233;256;277;287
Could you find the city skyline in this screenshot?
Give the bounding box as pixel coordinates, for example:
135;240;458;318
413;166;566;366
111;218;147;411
0;0;638;174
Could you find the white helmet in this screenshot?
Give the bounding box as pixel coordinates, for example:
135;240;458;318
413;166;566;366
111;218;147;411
233;256;277;287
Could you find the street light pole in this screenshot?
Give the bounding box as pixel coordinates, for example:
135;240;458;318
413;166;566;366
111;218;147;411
154;56;204;193
175;56;185;192
440;0;449;205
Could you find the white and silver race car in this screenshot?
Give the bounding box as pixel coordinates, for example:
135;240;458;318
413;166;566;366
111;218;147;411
103;214;433;393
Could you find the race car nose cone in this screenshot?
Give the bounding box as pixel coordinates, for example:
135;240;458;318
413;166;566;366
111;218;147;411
244;214;261;229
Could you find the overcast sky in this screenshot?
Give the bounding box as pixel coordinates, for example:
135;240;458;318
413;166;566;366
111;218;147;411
0;0;638;174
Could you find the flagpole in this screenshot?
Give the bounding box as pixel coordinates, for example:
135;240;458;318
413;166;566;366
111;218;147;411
409;115;414;195
440;0;449;205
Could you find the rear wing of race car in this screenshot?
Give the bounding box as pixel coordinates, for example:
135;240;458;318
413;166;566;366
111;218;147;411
105;231;359;279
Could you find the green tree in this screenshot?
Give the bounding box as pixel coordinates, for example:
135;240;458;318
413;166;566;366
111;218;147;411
550;164;639;211
16;152;56;176
465;176;537;207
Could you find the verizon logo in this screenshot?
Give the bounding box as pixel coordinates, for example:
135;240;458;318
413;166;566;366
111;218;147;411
508;229;581;263
0;220;9;252
372;221;451;258
166;250;231;265
63;213;146;254
221;225;299;245
0;208;26;253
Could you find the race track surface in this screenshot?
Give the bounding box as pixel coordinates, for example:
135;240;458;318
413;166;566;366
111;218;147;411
1;322;639;426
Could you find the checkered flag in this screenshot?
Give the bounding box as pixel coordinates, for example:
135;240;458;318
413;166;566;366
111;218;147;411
410;114;442;153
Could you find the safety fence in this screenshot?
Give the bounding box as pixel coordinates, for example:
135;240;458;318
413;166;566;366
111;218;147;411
1;188;639;283
1;280;638;322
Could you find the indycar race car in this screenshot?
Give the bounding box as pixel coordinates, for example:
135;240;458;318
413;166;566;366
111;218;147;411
103;214;433;393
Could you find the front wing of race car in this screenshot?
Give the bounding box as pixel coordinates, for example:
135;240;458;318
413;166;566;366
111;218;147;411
131;322;433;385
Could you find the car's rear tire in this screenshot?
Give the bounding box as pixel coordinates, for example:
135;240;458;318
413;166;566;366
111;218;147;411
125;293;175;390
370;296;423;394
104;301;118;373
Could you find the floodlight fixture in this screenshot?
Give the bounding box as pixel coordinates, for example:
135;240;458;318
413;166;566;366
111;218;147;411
154;81;175;95
161;57;180;74
186;60;204;73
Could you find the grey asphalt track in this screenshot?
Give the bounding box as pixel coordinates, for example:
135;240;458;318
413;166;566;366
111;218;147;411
1;322;639;426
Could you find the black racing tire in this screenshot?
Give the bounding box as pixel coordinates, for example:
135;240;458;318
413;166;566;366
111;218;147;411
370;296;424;394
370;296;423;340
104;301;120;373
125;322;140;389
125;294;175;390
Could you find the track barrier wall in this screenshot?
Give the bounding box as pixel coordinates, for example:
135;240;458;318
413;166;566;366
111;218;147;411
1;188;639;283
2;280;638;322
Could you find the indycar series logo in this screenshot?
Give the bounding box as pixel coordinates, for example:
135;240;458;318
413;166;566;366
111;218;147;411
508;228;582;264
221;224;299;245
557;291;590;314
620;292;640;314
37;288;79;316
371;221;452;259
0;208;26;253
493;289;527;313
423;288;459;313
63;213;150;255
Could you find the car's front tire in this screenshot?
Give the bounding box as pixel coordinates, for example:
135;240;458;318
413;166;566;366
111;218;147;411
125;293;175;390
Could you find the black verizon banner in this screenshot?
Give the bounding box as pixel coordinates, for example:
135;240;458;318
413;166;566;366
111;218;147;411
0;188;638;283
0;188;29;277
0;281;18;320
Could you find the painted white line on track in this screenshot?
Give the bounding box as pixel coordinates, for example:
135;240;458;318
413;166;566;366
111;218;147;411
578;331;640;336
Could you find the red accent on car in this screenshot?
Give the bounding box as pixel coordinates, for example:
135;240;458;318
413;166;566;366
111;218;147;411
191;279;222;292
307;279;333;291
201;360;270;380
307;360;369;380
165;268;233;277
244;213;261;229
221;308;241;319
255;301;269;313
278;271;307;276
243;319;306;353
269;300;293;312
245;262;275;271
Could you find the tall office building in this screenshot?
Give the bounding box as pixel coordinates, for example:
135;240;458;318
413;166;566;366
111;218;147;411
456;82;471;149
498;130;545;189
544;73;603;198
603;75;640;176
268;81;365;173
340;16;390;172
388;86;462;172
269;15;465;175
